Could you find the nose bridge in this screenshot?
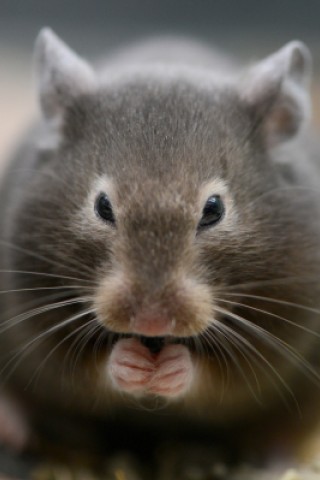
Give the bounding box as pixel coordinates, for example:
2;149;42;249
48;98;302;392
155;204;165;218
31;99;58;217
120;198;194;285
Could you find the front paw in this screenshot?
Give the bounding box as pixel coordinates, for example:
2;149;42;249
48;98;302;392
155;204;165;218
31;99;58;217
108;338;194;399
108;338;155;394
149;344;194;398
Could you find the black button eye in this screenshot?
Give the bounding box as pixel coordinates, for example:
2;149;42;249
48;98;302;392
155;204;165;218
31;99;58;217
198;195;224;229
95;193;115;225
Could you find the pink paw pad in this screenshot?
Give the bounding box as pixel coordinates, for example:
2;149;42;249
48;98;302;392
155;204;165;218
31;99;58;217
108;338;194;398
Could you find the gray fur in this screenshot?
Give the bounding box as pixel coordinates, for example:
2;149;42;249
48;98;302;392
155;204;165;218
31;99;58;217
0;31;320;454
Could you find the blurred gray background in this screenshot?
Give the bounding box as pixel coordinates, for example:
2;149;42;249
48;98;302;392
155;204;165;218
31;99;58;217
1;0;320;164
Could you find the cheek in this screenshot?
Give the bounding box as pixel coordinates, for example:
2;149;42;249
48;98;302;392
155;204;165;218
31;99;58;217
93;273;136;332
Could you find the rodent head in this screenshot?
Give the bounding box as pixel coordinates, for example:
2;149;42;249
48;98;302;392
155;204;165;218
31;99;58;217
10;29;319;406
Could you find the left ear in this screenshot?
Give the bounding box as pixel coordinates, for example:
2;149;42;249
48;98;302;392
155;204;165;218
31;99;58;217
34;27;96;119
239;41;312;146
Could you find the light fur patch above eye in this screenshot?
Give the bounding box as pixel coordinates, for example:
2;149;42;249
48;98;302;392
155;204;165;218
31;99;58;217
73;175;116;237
198;178;237;231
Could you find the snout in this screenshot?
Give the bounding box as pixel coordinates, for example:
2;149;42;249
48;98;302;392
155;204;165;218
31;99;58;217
94;272;214;338
130;311;174;336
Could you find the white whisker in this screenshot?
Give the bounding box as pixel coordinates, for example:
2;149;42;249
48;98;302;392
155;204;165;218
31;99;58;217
219;297;320;339
0;285;95;296
0;268;96;286
30;314;98;389
0;296;91;335
0;240;95;280
1;307;94;385
224;292;320;315
69;323;102;385
199;330;230;401
223;275;320;292
214;307;302;412
245;185;320;211
207;323;263;403
216;302;320;386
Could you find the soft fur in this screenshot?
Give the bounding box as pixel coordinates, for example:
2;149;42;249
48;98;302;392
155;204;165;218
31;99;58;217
0;29;320;461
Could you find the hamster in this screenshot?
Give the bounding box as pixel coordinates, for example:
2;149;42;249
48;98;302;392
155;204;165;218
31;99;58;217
0;28;320;463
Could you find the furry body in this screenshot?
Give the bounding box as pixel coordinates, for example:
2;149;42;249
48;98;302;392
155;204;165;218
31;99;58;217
0;31;320;461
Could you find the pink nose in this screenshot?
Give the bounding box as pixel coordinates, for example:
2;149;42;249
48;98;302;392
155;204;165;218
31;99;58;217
131;313;173;336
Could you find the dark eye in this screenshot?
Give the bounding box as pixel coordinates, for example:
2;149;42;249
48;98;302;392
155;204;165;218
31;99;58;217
95;193;115;225
198;195;224;229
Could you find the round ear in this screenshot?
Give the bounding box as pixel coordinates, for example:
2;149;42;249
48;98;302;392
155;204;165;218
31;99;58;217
34;28;96;119
239;41;312;147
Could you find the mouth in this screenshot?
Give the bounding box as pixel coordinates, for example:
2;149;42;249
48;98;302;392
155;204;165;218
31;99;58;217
139;335;168;354
109;332;186;354
93;315;227;358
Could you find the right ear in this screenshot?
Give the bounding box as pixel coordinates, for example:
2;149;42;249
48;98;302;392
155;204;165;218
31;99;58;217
239;41;312;146
34;28;96;119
